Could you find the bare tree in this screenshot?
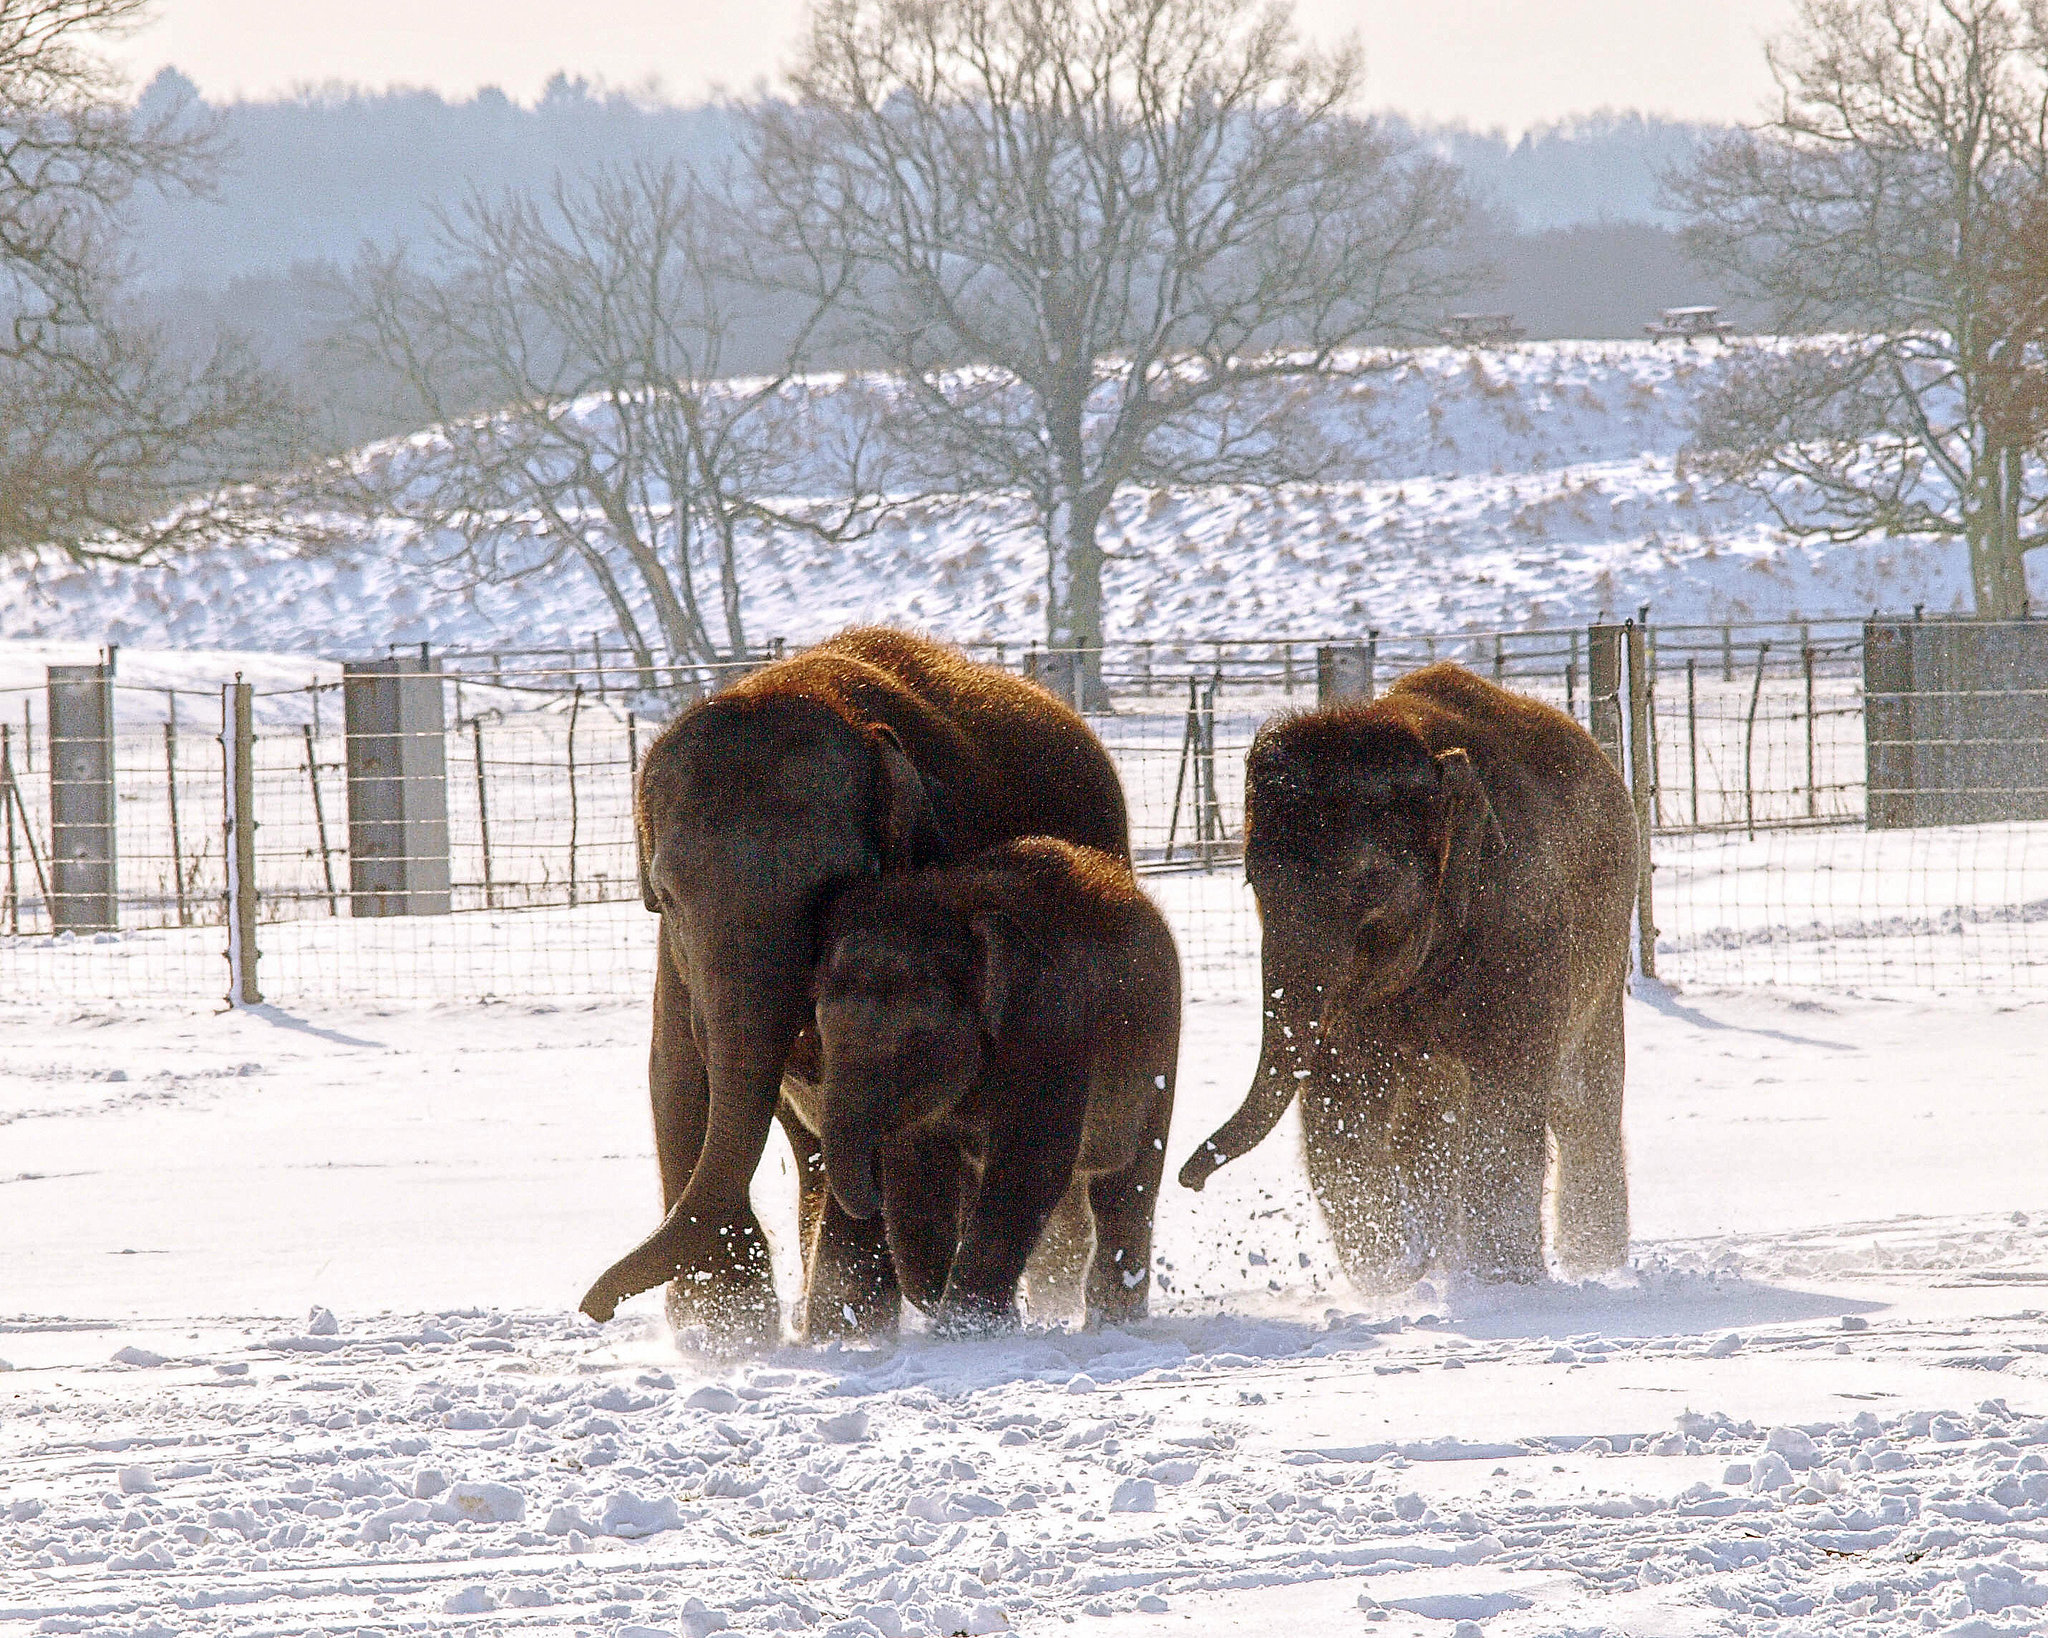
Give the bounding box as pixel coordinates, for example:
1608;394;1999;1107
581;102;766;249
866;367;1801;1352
0;0;301;560
335;162;895;684
750;0;1473;702
1677;0;2048;617
0;317;298;559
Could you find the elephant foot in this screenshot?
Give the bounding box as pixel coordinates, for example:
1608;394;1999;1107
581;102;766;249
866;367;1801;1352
798;1288;901;1344
1462;1254;1546;1287
799;1198;902;1343
664;1278;780;1354
1085;1291;1148;1331
932;1295;1020;1339
1336;1254;1433;1298
1326;1218;1432;1298
1551;1226;1628;1280
1552;1201;1629;1278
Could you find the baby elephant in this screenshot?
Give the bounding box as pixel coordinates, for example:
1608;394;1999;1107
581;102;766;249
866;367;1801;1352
803;838;1179;1337
1181;663;1637;1290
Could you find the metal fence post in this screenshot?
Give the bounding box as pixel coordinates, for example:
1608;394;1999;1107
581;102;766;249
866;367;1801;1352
1625;622;1657;981
1199;670;1224;862
0;722;49;934
1587;624;1625;771
222;679;262;1007
1163;676;1199;865
1743;642;1770;839
303;723;339;916
472;716;497;911
1316;642;1375;702
166;710;189;928
566;685;583;908
47;661;117;931
1802;641;1818;819
1686;657;1700;828
1;724;14;932
342;655;452;916
625;709;642;911
1643;621;1661;827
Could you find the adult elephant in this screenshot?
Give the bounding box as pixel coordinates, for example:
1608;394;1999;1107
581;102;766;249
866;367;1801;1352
579;629;1130;1345
1178;663;1636;1287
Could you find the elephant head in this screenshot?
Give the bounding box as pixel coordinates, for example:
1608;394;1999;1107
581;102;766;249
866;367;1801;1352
810;894;1018;1221
578;695;946;1323
1178;710;1502;1192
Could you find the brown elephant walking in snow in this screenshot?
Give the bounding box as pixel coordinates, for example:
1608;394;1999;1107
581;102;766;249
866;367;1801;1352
578;628;1129;1346
806;838;1179;1338
1180;663;1637;1288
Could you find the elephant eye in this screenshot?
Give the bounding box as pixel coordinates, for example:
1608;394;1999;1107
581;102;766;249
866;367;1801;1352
863;846;883;877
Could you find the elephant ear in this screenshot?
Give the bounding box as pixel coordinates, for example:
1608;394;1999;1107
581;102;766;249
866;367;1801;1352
870;724;947;870
633;760;663;912
1434;747;1506;933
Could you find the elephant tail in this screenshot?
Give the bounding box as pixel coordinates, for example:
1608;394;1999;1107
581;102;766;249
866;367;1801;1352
1177;1065;1300;1192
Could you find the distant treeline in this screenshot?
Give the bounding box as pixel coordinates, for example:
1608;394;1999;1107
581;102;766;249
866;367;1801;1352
122;72;1759;452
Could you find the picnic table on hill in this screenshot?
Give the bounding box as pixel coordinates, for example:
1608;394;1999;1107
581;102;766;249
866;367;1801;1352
1645;305;1736;341
1439;312;1525;346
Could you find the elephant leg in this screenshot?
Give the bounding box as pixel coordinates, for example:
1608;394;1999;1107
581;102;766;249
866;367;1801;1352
783;1099;830;1258
648;930;777;1341
1299;1058;1417;1294
1386;1053;1469;1277
1459;1062;1551;1284
1083;1083;1172;1328
1549;988;1629;1275
779;1104;900;1342
1023;1183;1093;1327
939;1070;1088;1337
879;1128;967;1315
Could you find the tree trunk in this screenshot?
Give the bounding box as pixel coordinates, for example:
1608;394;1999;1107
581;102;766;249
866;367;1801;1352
1971;450;2034;617
714;503;748;663
1044;487;1110;712
1972;536;2033;617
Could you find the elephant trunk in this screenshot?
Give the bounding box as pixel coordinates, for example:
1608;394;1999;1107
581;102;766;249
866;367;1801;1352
580;935;807;1325
1178;965;1321;1192
822;1121;883;1221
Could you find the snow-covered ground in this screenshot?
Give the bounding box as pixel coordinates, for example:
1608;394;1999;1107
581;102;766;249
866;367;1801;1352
4;343;2043;663
6;982;2048;1638
6;342;2048;1638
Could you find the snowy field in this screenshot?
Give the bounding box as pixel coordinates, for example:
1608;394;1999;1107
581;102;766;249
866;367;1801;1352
6;978;2048;1638
7;339;2048;1637
5;343;2047;661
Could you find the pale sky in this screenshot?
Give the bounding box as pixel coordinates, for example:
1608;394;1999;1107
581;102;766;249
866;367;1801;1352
117;0;1796;133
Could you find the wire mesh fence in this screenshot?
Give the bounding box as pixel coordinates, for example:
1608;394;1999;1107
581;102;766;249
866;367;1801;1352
2;617;2044;1008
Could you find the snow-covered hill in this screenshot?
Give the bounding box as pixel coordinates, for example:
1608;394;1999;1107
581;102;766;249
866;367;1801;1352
1;341;2036;660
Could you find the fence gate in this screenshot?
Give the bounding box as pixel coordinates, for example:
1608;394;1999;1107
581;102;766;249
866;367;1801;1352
343;657;452;916
1865;618;2048;828
47;663;117;931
